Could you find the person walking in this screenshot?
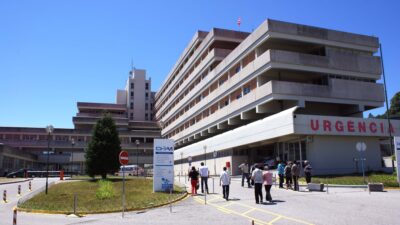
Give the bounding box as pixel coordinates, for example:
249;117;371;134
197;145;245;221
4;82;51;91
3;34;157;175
220;167;231;201
251;164;264;204
277;161;285;188
238;161;250;188
284;162;292;190
199;162;209;194
291;161;300;191
304;161;312;184
188;166;199;196
263;166;273;203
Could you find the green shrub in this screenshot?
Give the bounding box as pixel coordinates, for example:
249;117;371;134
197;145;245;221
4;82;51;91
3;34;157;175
95;180;114;200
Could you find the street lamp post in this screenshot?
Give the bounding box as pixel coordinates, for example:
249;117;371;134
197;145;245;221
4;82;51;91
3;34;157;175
71;138;75;178
135;140;140;176
45;125;54;195
203;145;207;165
213;150;217;176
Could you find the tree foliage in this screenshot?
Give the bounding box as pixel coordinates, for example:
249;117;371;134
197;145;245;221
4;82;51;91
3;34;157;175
373;92;400;119
85;113;121;179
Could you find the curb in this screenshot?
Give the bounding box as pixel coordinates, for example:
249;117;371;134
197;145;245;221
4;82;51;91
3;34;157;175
0;178;32;186
17;192;189;215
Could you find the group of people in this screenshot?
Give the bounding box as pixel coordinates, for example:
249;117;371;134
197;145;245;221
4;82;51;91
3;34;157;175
188;162;231;200
277;160;312;190
188;160;312;204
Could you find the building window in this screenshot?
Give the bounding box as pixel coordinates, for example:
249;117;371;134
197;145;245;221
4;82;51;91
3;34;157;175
145;103;148;110
131;83;134;89
145;113;148;120
243;87;250;95
130;113;133;120
145;83;149;90
130;102;134;109
130;91;134;97
145;92;149;100
236;93;242;99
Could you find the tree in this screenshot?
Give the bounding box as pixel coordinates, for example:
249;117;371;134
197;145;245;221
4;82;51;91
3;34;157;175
85;113;121;179
372;92;400;119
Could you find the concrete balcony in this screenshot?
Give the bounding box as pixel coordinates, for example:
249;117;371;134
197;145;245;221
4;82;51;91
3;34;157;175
167;79;384;142
156;48;232;114
160;48;382;128
269;49;381;79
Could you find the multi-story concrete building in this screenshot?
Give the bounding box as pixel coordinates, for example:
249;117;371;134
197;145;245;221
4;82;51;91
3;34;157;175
0;68;159;174
155;19;400;175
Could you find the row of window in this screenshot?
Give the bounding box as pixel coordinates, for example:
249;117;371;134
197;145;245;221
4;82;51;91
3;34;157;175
164;78;257;139
158;49;256;124
130;82;150;90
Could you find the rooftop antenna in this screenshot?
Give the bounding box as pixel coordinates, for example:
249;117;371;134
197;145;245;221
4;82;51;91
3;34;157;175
131;59;134;71
237;17;241;31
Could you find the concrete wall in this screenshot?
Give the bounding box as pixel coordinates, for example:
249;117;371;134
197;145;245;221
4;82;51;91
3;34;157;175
307;135;382;175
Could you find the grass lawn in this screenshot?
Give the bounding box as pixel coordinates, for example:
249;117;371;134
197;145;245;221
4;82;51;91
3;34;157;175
19;178;186;214
299;172;399;187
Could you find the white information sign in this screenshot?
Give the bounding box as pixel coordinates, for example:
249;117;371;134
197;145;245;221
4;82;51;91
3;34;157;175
394;136;400;183
153;139;174;192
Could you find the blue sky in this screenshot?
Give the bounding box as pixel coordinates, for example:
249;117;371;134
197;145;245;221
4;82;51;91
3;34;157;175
1;0;399;128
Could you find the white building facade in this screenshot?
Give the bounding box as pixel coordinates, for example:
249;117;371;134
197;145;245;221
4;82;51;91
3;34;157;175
155;19;400;175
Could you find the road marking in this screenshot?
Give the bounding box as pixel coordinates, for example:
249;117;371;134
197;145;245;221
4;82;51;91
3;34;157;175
268;215;282;224
241;208;255;215
222;202;235;207
193;195;314;225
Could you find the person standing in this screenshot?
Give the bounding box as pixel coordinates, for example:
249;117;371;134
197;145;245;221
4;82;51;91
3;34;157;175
291;161;300;191
238;162;250;188
220;167;231;201
199;162;209;194
263;166;273;203
277;161;285;188
251;164;264;204
284;162;292;190
188;166;199;196
304;161;312;184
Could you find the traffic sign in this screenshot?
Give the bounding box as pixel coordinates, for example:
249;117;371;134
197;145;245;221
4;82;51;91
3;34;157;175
119;151;129;165
356;142;367;152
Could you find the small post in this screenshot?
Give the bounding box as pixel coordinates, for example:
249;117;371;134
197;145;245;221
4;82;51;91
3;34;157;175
122;165;126;218
204;186;207;205
212;177;215;194
169;188;172;213
326;182;329;194
13;208;17;225
17;185;21;196
3;190;7;203
73;193;77;215
251;220;254;225
29;181;32;191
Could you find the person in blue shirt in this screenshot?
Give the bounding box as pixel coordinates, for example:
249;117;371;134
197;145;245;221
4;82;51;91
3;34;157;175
277;161;285;188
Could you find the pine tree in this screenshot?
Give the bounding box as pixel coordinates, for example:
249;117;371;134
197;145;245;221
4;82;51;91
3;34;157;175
85;113;121;179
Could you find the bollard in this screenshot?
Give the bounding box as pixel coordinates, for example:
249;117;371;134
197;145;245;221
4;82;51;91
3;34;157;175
17;185;21;196
73;194;77;215
251;220;254;225
13;208;17;225
204;186;207;205
60;170;64;181
326;183;329;194
212;177;215;194
169;188;172;213
29;181;32;191
3;190;7;203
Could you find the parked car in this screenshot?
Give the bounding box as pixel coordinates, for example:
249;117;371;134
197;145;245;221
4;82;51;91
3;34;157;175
6;169;27;178
263;158;277;169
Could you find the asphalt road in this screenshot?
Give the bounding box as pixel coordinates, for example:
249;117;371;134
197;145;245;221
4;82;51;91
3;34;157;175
0;177;399;225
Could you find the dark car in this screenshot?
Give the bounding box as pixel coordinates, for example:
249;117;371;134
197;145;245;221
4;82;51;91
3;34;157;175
6;169;27;178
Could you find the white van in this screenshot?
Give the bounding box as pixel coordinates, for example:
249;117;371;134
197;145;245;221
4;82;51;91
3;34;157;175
115;165;143;176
